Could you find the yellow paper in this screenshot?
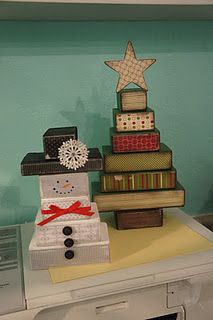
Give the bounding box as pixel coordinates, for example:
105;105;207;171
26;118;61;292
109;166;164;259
49;213;213;283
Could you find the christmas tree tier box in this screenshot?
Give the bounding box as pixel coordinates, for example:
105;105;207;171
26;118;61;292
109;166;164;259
40;196;91;221
103;144;172;173
43;126;78;160
117;88;147;112
29;222;110;270
39;172;89;199
93;183;185;212
35;203;101;247
21;148;102;176
114;108;154;132
111;128;160;153
100;168;176;193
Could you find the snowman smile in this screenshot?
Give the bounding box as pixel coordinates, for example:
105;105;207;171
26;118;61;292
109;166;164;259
52;180;75;195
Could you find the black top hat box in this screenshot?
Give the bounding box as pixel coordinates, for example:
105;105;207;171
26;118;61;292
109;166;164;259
21;126;103;176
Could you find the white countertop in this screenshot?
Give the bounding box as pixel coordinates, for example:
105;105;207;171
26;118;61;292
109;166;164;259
21;208;213;310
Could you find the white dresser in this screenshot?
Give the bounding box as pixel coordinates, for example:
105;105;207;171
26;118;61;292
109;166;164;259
1;208;213;320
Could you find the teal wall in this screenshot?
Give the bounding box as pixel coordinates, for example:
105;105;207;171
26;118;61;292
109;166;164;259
0;21;213;226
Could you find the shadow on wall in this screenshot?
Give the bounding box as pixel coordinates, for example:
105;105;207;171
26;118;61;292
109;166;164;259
201;184;213;214
0;186;37;226
60;95;111;148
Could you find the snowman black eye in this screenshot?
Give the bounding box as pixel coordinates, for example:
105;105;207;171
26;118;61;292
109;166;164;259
57;181;59;183
72;186;74;189
53;187;56;190
66;180;69;183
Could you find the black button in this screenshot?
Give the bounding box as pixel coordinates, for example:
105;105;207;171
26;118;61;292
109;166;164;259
63;226;72;236
65;250;74;260
64;238;74;248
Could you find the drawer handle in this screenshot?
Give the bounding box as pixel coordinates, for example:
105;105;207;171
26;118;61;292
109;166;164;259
96;301;128;314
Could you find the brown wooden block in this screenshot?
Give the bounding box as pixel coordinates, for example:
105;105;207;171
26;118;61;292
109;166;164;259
93;183;185;212
115;108;155;132
115;209;163;230
21;148;102;176
104;143;172;173
43;127;78;160
117;88;147;112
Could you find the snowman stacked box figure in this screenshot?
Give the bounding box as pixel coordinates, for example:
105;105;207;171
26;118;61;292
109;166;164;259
21;127;110;270
93;41;185;230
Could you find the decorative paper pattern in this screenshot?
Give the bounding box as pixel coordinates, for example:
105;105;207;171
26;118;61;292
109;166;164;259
29;223;110;270
105;41;156;92
39;172;89;199
36;221;101;246
115;111;154;132
35;203;101;246
93;186;185;212
21;149;103;176
118;88;147;112
104;144;172;173
39;201;95;227
101;169;176;192
112;131;160;153
41;197;91;221
43;127;78;160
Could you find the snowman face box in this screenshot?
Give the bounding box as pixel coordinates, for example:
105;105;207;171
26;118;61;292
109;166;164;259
39;173;90;200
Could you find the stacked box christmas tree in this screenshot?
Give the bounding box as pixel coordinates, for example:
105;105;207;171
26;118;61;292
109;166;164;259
94;41;185;230
21;127;110;270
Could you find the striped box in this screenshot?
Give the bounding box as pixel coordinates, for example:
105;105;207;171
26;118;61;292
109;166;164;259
115;109;154;132
101;168;176;192
111;129;160;153
104;144;172;173
117;88;147;112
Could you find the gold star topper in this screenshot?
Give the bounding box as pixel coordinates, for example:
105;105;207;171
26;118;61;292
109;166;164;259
105;41;156;92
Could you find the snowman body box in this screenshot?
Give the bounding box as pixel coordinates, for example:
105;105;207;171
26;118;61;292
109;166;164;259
21;127;110;270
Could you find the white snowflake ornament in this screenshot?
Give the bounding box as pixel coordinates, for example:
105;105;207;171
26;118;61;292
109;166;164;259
58;139;89;170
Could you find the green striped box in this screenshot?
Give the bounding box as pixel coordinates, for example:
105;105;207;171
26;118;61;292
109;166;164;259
100;168;176;192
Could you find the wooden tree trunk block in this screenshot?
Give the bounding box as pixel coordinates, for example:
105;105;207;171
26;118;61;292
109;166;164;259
115;209;163;230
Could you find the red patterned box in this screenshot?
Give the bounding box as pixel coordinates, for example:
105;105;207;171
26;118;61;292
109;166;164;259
112;129;160;153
